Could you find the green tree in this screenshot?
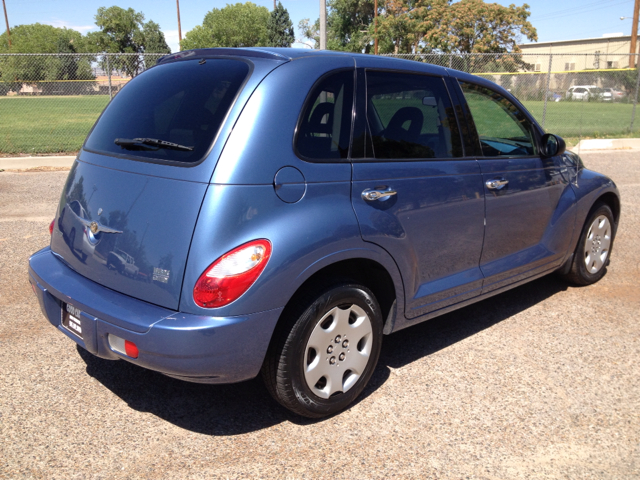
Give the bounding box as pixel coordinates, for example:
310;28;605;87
182;3;270;49
86;6;170;77
420;0;537;54
327;0;375;52
0;23;89;54
267;2;295;47
376;0;436;54
0;24;94;94
142;20;171;67
298;0;374;52
297;18;319;49
301;0;537;56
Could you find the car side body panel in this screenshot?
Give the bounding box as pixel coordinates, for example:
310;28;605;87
180;182;364;316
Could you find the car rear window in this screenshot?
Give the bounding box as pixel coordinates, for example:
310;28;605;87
84;58;250;164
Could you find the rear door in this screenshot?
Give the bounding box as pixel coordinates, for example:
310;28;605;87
456;80;572;293
350;68;486;319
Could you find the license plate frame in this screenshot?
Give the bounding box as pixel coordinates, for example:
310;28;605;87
62;303;83;339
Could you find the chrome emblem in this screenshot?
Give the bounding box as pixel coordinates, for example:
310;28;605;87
69;206;123;235
97;208;103;216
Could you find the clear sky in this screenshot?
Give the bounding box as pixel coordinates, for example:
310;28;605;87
2;0;638;53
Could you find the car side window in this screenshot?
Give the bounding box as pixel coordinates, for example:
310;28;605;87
365;71;462;159
296;70;354;160
459;81;537;157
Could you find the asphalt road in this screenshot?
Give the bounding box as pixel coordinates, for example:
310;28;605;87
1;153;639;479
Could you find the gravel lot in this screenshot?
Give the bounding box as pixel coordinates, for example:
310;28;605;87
1;153;639;479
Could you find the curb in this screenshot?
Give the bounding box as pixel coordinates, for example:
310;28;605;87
576;138;640;151
0;156;76;170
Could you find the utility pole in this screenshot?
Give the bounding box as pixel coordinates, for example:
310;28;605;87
320;0;326;50
176;0;182;52
374;0;378;55
2;0;10;49
631;0;639;68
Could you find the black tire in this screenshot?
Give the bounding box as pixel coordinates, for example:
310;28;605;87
262;283;383;418
562;202;616;286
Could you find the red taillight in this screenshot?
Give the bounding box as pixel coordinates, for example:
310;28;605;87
124;340;139;359
193;239;272;308
49;219;55;235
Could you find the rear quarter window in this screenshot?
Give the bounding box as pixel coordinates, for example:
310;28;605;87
84;58;250;165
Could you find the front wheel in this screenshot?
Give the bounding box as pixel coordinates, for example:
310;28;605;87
262;283;383;418
562;202;616;285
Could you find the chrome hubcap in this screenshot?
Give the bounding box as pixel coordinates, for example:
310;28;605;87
584;215;611;274
304;304;373;399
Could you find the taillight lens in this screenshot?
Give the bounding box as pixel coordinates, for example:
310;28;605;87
193;239;272;308
49;219;55;235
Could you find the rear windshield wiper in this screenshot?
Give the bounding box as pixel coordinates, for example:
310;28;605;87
114;138;194;152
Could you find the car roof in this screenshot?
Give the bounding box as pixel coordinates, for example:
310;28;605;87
155;47;522;106
157;47;448;73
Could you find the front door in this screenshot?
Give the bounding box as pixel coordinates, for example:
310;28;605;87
457;81;574;293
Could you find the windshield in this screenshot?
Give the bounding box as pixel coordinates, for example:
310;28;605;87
84;58;250;164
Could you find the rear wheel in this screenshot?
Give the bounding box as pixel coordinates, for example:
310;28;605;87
262;283;383;418
562;202;615;285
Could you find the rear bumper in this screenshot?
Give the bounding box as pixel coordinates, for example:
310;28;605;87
28;247;283;384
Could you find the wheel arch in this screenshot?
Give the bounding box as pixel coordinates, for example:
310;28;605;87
595;191;621;226
268;252;403;352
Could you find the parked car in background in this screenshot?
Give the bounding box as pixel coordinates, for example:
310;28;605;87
603;87;625;101
566;85;612;101
107;249;139;278
546;90;562;102
57;199;95;262
30;48;620;418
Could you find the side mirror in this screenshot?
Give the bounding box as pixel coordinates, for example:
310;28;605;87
541;133;566;158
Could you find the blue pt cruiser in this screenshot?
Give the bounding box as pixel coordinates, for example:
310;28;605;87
29;48;620;418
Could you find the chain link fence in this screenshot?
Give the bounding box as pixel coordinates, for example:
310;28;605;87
1;52;639;154
387;52;640;143
0;53;165;155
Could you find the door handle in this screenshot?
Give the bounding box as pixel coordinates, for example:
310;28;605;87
485;178;509;190
362;187;397;201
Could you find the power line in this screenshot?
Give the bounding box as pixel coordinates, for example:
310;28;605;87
531;0;633;22
531;0;619;19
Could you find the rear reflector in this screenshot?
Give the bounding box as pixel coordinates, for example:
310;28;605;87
125;340;139;359
49;219;55;235
193;239;272;308
108;334;139;359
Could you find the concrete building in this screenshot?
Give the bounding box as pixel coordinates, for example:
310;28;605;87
519;34;638;72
